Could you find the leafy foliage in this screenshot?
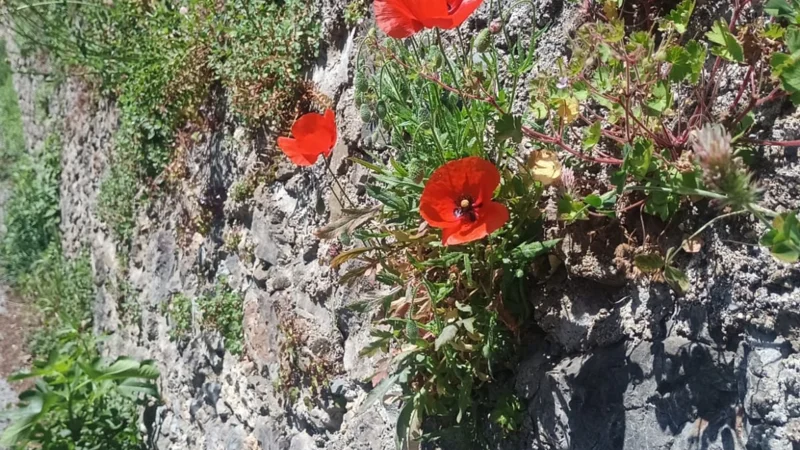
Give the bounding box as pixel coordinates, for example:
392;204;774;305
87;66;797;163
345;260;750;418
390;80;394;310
8;0;321;248
208;0;321;125
761;211;800;262
0;331;159;450
198;284;245;355
0;133;61;284
22;247;96;358
164;293;194;343
0;40;26;179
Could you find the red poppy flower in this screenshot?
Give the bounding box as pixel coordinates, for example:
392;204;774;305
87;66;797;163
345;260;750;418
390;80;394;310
419;157;509;246
374;0;484;39
277;110;337;166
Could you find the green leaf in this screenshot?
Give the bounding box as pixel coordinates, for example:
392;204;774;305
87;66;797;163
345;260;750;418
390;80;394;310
764;0;800;21
761;211;800;262
706;20;744;63
495;114;523;144
349;157;385;174
584;194;603;208
634;253;665;273
530;101;548;120
644;81;672;116
667;41;706;83
787;27;800;54
359;369;403;415
583;121;601;149
622;139;654;179
434;325;458;351
0;391;52;446
733;112;755;142
771;52;794;76
661;0;695;34
511;239;561;260
770;241;800;262
764;23;787;40
664;265;690;294
396;401;415;448
777;57;800;100
118;379;159;398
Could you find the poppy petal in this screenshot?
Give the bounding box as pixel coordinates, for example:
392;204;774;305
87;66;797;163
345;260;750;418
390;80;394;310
291;112;336;154
452;157;500;205
441;201;508;246
322;109;338;157
277;137;319;166
374;0;425;38
410;0;455;28
445;0;484;28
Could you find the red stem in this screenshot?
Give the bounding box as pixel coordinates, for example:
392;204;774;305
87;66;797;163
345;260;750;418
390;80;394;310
728;65;754;117
619;198;646;213
747;138;800;147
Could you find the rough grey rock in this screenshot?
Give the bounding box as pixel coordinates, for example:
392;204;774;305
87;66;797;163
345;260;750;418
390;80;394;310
520;334;742;450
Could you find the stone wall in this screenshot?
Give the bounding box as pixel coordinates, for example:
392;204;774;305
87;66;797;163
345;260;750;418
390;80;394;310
3;0;800;449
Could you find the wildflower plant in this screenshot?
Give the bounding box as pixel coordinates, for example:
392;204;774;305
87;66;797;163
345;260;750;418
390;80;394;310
274;0;557;444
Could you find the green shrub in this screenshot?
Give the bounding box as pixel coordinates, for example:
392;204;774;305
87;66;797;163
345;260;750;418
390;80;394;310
319;0;800;445
21;246;95;358
0;330;159;450
198;285;244;355
0;40;25;179
164;293;193;343
208;0;321;125
0;133;61;284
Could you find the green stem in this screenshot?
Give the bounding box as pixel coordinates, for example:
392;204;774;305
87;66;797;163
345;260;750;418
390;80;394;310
624;184;728;200
324;157;355;208
435;29;484;153
666;210;747;265
436;28;462;90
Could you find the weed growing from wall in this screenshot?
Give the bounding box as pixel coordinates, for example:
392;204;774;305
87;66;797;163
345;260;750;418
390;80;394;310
164;283;244;355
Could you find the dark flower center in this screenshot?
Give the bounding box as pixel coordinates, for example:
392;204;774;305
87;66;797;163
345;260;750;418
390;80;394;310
454;196;478;222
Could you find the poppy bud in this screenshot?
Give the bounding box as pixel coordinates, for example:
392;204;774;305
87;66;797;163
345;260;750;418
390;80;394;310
432;51;444;69
418;106;431;122
409;164;425;182
360;104;372;122
391;130;405;148
376;100;387;120
355;72;368;94
489;19;503;34
474;29;491;53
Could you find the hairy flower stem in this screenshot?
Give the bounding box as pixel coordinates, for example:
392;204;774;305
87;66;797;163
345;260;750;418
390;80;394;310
434;29;484;150
436;29;463;91
666;210;748;266
324;157;355;208
378;40;621;166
